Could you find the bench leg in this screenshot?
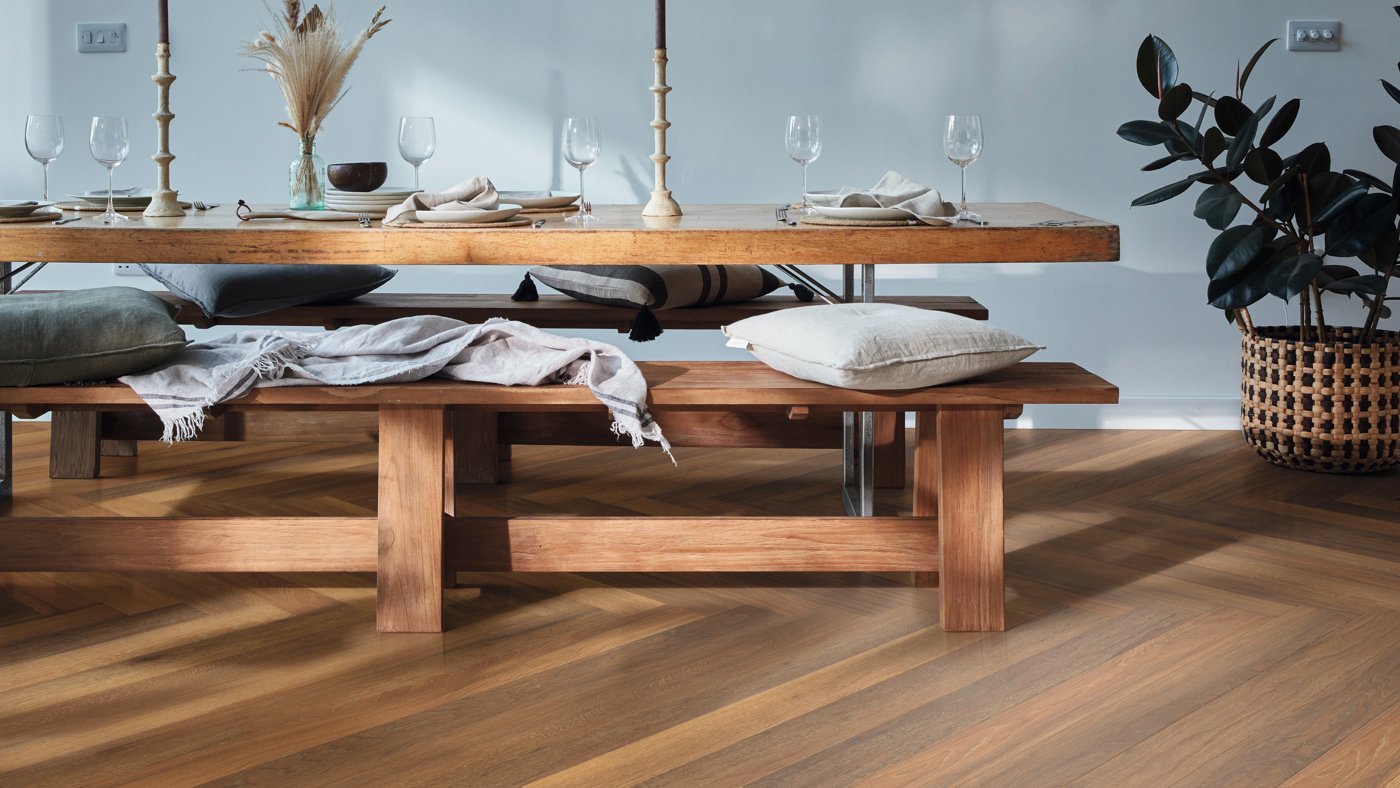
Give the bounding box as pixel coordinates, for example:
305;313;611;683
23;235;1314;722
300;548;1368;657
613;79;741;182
377;405;446;633
912;410;938;589
874;411;906;489
451;411;500;485
936;405;1005;632
102;438;138;457
49;411;102;480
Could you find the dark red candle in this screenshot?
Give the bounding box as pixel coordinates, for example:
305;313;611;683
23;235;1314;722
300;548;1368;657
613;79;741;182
656;0;665;50
157;0;169;44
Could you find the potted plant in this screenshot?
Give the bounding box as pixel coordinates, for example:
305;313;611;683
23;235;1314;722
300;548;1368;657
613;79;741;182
1119;18;1399;473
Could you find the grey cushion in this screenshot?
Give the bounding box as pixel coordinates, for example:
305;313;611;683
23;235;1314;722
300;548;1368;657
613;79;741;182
0;287;187;387
529;265;782;309
139;263;396;318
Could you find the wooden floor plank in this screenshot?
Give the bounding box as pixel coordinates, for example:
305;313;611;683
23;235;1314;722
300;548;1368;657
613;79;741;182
0;424;1396;784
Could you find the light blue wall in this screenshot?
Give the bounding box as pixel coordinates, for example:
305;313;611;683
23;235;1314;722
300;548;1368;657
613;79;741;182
2;1;1395;427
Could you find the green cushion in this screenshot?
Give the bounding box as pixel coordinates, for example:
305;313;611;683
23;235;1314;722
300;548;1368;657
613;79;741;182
0;287;188;386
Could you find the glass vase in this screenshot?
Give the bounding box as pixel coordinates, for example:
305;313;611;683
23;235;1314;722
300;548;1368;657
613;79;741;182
289;137;327;210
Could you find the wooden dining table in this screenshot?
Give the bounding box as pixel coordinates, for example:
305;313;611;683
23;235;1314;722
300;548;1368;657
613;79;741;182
0;202;1120;513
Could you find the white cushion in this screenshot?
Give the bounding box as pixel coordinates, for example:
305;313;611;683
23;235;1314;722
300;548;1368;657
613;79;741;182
722;303;1041;390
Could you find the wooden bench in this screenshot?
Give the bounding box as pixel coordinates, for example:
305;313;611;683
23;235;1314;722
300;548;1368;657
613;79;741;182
47;292;990;489
0;361;1118;633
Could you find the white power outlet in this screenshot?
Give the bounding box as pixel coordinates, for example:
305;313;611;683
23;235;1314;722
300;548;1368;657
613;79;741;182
113;264;143;276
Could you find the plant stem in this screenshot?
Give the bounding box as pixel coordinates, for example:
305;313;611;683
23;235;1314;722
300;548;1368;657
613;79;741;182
1310;284;1328;344
1364;263;1396;343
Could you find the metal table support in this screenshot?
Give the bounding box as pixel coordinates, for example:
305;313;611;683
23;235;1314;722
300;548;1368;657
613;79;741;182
838;264;878;517
1;261;11;502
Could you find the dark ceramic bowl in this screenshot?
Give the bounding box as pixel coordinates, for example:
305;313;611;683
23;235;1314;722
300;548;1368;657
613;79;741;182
327;162;389;192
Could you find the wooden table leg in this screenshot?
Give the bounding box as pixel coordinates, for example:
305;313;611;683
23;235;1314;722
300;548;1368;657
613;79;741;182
912;410;938;589
936;405;1005;632
377;404;446;633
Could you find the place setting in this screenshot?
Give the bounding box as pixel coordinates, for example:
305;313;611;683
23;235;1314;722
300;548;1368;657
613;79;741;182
781;113;986;228
382;176;536;229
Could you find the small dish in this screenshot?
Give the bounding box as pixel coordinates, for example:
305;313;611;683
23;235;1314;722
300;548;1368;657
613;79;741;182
0;200;53;218
498;190;580;209
414;205;522;224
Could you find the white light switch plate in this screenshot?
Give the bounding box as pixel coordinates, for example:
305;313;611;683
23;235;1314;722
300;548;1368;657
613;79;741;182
76;22;127;53
113;264;143;277
1287;20;1341;52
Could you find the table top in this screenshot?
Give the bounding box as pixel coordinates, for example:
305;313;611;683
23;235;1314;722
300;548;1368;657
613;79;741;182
0;203;1119;267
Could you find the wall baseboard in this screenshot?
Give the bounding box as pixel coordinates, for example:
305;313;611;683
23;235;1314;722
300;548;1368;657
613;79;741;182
1010;397;1240;431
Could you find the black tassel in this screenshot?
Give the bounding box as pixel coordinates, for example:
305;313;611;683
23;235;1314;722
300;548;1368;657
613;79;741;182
628;305;663;342
511;273;539;302
789;282;815;302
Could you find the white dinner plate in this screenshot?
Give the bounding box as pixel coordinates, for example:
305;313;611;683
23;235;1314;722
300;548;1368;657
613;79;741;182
498;190;580;209
0;200;53;218
77;186;141;198
811;204;914;222
413;205;522;224
71;191;153;207
325;203;389;217
324;195;405;205
328;187;417;198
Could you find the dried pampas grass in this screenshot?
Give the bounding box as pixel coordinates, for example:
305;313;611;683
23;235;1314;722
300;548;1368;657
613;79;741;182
243;1;391;143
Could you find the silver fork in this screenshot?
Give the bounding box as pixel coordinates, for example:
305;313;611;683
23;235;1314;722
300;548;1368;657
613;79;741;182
192;201;220;211
357;213;372;228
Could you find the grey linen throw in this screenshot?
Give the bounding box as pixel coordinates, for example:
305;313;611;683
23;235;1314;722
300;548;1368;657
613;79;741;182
119;315;672;457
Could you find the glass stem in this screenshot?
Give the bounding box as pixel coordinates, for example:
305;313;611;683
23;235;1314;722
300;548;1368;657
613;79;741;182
578;168;586;213
41;162;49;203
413;164;420;190
107;166;115;215
960;166;968;213
801;163;809;209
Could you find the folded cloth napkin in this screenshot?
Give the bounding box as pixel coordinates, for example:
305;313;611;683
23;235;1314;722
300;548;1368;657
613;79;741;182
384;176;500;225
805;171;957;224
118;315;671;459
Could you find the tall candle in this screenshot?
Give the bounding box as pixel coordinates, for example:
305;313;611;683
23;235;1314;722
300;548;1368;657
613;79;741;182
157;0;169;44
656;0;665;50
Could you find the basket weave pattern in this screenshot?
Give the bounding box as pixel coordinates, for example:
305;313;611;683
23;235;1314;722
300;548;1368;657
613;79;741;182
1241;327;1400;474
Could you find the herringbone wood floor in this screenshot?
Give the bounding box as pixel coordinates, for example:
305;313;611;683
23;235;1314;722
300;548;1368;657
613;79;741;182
1;423;1398;786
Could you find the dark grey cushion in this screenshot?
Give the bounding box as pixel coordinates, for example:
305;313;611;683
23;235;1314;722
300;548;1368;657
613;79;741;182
138;263;396;318
0;287;187;386
529;265;782;309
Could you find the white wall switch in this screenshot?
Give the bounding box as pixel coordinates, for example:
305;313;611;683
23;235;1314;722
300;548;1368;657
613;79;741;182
76;23;127;53
113;264;143;277
1287;20;1341;52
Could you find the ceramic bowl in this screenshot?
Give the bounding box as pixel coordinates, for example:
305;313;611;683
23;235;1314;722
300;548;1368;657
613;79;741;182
327;162;389;193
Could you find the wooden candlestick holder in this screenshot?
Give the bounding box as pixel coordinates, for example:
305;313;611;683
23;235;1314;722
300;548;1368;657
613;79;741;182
642;47;682;217
144;42;185;218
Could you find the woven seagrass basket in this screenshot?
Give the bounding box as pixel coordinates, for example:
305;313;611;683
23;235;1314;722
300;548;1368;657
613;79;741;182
1241;327;1400;474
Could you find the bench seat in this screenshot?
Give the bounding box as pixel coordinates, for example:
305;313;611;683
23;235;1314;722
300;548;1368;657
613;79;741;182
0;361;1118;634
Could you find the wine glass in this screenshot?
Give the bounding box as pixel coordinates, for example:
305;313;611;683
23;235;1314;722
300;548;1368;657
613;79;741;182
89;116;130;224
398;116;436;190
785;115;822;215
944;114;985;225
561;117;601;224
24;115;64;203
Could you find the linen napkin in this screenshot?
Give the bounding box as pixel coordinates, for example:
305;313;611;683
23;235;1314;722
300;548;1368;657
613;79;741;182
384;176;500;225
806;171;957;224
